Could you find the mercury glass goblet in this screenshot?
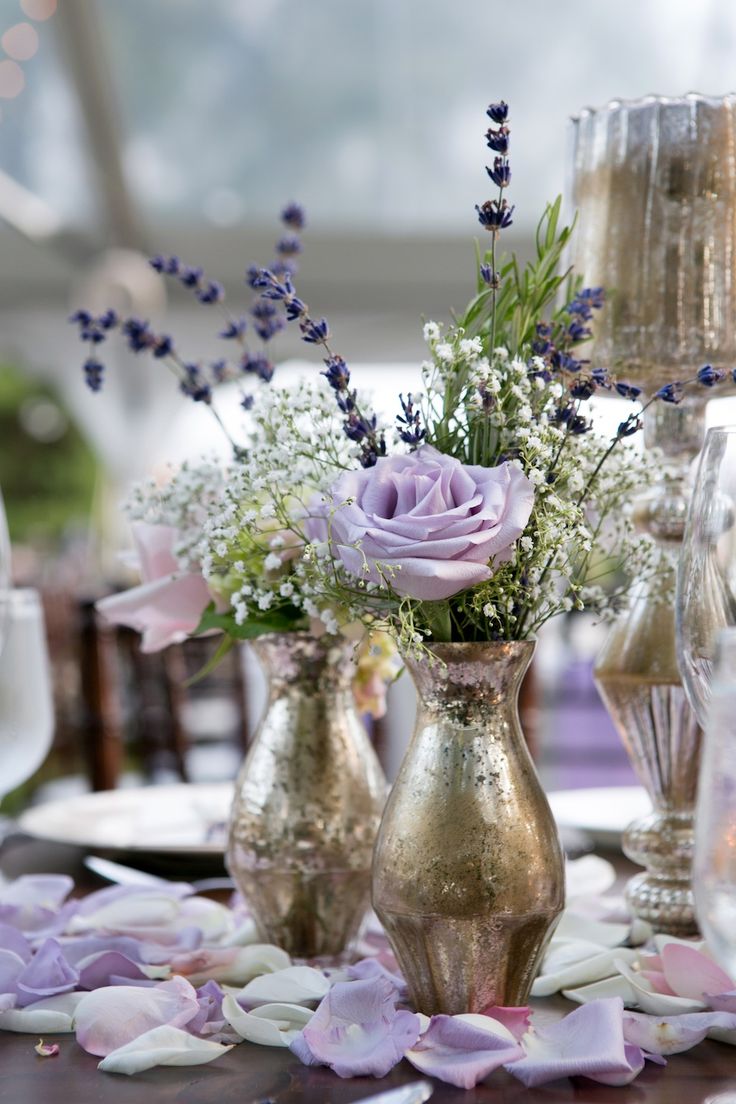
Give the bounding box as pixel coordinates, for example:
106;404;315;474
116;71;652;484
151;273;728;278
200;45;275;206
677;426;736;727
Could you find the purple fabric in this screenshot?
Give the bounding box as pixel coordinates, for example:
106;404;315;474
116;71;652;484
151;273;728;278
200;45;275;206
292;975;421;1079
321;444;534;600
406;1015;524;1089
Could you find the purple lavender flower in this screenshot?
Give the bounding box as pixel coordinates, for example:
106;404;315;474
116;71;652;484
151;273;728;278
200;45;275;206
241;353;275;382
396;393;426;446
569;378;596;400
486;127;510;154
240;393;254;411
180;364;212;403
486;101;509;124
697;364;725;387
245;264;261;289
219;318;247;340
97;309;119;330
179;265;203;288
196;280;224;305
476;199;514;232
486;157;511;188
322;355;350;392
121;318;154;353
615;382;642;400
69;309;93;326
83;358;105;392
656;381;684;404
479;263;499;287
281;202;305;230
276;235;302;257
300;317;330;344
152;335;173;358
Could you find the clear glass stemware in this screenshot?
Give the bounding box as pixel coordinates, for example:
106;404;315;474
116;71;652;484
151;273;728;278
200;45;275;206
676;425;736;728
693;627;736;977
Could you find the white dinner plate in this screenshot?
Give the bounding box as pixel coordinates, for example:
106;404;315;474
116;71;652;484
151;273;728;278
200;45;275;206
18;781;651;859
548;785;651;849
19;781;233;856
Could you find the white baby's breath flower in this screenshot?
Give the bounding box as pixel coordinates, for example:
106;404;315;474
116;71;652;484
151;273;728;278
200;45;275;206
423;321;440;343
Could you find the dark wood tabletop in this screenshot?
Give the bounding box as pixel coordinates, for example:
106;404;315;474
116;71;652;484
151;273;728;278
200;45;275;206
2;836;736;1104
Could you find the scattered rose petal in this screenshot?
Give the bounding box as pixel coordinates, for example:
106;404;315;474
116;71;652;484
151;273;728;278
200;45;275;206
15;939;79;1007
74;975;200;1056
222;994;312;1046
0;992;85;1033
97;1024;233;1074
508;998;645;1088
614;958;705;1015
405;1014;524;1089
0;948;26;993
34;1039;59;1057
532;947;639;997
0;923;32;962
77;951;150;989
0;875;74;913
565;855;616;899
623;1009;736;1055
169;943;289;987
480;1006;531;1042
562;974;636;1005
294;975;421;1078
347;958;405;992
660;943;734;1002
553;910;630;948
238;965;331;1008
706;991;736;1014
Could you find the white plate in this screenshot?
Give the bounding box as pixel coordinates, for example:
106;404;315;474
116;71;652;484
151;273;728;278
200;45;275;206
19;782;233;855
548;785;652;849
19;781;651;859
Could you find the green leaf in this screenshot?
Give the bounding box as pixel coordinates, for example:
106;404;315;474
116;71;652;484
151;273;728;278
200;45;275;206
184;634;235;687
193;602;304;640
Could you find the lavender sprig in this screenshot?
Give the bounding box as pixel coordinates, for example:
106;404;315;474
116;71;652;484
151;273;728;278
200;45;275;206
477;101;513;353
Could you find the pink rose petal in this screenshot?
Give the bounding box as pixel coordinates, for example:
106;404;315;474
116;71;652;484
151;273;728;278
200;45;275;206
405;1014;524;1089
34;1039;59;1057
660;943;734;1002
74;976;200;1056
480;1005;531;1042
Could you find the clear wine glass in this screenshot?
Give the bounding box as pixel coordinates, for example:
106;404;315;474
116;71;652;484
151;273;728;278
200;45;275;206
693;627;736;977
676;425;736;727
0;589;55;843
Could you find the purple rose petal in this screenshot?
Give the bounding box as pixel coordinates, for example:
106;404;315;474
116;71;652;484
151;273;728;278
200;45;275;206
77;951;149;990
0;948;25;994
0;992;16;1011
15;939;79;1008
56;934;150;967
187;980;225;1036
346;958;405;993
706;990;736;1013
74;975;200;1056
507;998;645;1088
623;1009;736;1055
0;922;32;962
0;875;74;913
325;445;535;601
406;1015;524;1089
296;975;421;1079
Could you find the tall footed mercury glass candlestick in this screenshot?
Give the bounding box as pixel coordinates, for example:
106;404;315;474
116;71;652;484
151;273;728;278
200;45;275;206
568;94;736;934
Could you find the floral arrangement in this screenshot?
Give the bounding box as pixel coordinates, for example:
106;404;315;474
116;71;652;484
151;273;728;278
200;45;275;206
70;101;729;662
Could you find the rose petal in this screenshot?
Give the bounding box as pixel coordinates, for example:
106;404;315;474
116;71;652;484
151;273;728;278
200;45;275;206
297;975;421;1078
0;923;32;962
97;572;211;653
532;947;639;997
614;958;706;1015
0;992;85;1033
565;855;616;900
405;1014;524;1089
562;974;637;1005
170;943;289;987
0;876;74;913
97;1024;233;1075
346;958;405;992
623;1009;736;1055
0;948;26;993
553;910;630;948
508;998;645;1088
479;1006;531;1042
77;951;150;989
74;976;200;1056
222;994;312;1047
15;939;79;1006
34;1039;59;1057
238;965;331;1008
660;943;734;1002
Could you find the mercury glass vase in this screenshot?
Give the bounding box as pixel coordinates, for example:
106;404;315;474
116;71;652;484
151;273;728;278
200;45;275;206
568;94;736;934
372;641;564;1015
227;632;387;960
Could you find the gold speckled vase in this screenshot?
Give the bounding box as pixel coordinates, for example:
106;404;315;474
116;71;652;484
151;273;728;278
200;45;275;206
227;632;387;960
372;640;564;1014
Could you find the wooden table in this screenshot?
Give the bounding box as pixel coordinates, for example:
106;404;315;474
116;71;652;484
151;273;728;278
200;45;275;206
3;836;736;1104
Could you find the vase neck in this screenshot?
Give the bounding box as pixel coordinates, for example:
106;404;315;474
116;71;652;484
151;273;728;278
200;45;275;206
251;633;355;691
405;641;534;713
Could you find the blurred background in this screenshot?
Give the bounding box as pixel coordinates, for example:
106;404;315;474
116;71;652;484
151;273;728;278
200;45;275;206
4;0;736;815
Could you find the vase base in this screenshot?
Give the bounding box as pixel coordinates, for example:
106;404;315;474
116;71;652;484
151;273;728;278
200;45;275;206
376;906;561;1015
624;871;699;937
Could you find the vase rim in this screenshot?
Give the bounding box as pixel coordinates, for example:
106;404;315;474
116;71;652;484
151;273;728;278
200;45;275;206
571;91;736;123
404;638;536;661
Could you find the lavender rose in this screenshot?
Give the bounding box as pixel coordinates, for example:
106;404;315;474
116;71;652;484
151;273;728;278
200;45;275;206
324;444;534;601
